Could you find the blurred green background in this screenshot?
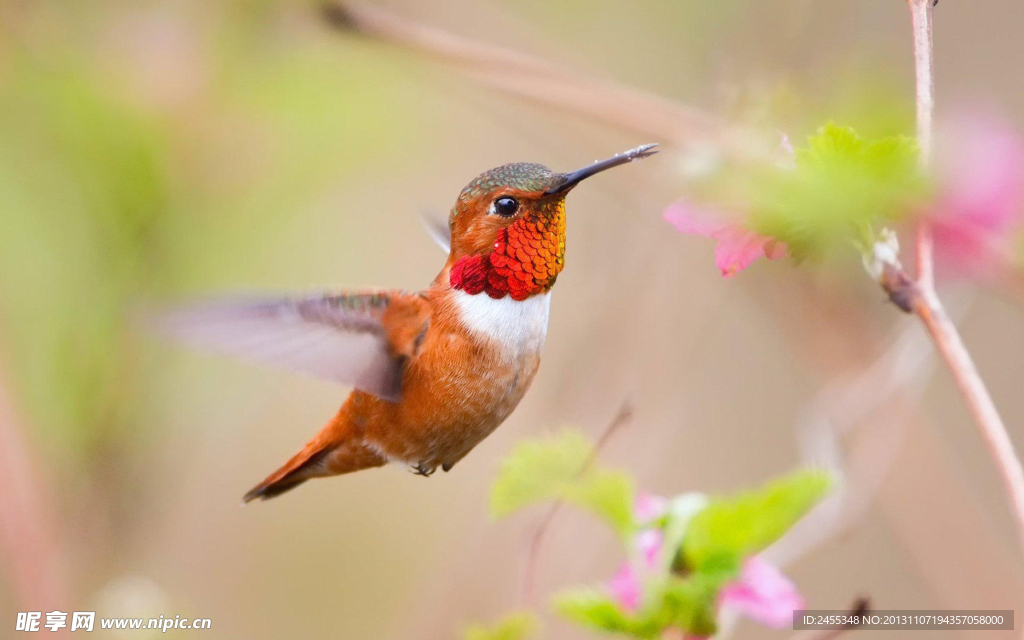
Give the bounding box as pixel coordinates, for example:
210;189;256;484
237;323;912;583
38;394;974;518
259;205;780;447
1;1;1023;638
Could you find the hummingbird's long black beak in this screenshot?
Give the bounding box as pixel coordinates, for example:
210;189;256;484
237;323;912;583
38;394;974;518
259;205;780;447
545;143;658;195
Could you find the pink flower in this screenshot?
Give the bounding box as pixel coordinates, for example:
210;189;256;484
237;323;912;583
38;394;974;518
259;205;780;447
636;528;664;567
719;556;804;629
931;115;1024;274
607;522;664;612
607;563;642;612
664;203;787;277
634;493;669;525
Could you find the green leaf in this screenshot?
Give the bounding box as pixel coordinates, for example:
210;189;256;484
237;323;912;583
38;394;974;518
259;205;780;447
561;471;635;536
802;122;862;164
554;589;664;639
659;493;708;575
491;431;635;538
748;122;927;259
683;469;832;572
554;574;723;639
463;612;538;640
661;575;721;638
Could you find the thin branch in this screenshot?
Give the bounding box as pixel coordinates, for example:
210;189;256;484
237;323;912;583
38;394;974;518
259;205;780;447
876;258;1024;583
909;0;935;166
321;2;773;161
910;0;935;291
903;0;1024;568
911;294;1024;540
0;362;68;611
519;400;633;606
915;223;935;292
765;321;935;568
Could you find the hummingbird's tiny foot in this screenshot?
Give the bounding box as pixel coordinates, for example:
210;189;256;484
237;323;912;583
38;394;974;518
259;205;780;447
442;462;453;472
411;462;436;477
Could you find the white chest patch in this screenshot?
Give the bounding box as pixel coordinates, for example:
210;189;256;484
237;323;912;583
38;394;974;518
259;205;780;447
453;291;550;357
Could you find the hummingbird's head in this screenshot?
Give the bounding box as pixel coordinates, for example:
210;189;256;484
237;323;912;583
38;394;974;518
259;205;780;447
447;144;657;300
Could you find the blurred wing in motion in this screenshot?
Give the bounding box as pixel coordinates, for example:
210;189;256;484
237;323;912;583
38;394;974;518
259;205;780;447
156;290;427;402
420;211;451;254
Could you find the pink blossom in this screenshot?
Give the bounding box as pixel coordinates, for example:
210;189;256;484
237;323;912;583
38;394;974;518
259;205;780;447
634;493;669;524
719;556;804;629
664;203;787;277
607;562;642;612
607;524;664;611
931;115;1024;274
635;528;664;567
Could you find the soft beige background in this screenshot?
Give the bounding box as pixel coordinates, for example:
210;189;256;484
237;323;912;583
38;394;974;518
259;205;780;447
0;1;1022;638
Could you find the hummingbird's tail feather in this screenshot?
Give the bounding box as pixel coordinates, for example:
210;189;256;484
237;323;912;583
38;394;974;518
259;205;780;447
242;406;387;503
242;446;332;502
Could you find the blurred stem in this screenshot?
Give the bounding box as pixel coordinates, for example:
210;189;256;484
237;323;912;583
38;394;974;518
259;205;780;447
909;0;934;166
765;321;932;568
519;401;632;606
910;0;935;290
909;292;1024;548
905;0;1024;569
322;2;771;161
0;356;68;611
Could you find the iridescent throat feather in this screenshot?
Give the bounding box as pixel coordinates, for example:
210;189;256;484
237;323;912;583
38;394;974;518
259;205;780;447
449;199;566;300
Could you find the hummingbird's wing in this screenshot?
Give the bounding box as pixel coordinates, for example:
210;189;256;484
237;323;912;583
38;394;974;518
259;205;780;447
420;211;451;254
155;291;428;402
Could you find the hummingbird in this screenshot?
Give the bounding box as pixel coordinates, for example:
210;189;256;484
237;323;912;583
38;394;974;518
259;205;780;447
161;144;657;502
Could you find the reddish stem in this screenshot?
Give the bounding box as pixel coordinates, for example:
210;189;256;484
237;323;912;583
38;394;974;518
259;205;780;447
910;0;935;291
906;0;1024;569
0;366;68;612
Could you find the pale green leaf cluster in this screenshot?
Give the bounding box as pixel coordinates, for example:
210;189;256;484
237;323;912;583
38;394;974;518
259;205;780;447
555;573;720;639
748;122;928;258
489;431;833;639
555;589;665;639
682;469;832;572
463;612;538;640
490;431;635;538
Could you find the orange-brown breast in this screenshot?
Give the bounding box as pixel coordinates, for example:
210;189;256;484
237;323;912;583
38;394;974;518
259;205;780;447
340;282;549;471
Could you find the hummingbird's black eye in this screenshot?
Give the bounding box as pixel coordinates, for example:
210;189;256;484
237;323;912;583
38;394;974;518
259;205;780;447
492;196;519;217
